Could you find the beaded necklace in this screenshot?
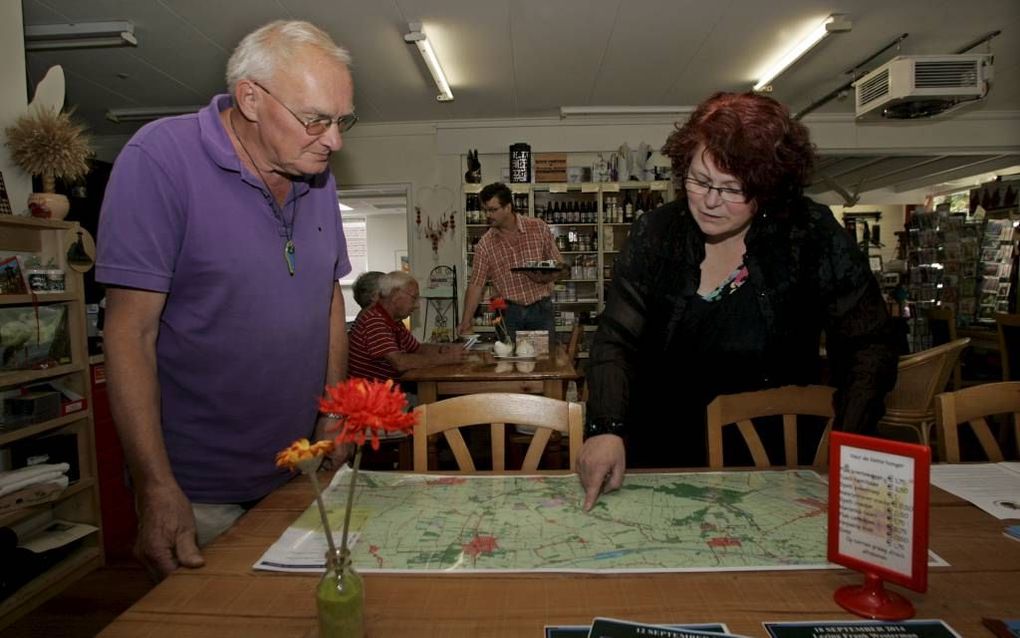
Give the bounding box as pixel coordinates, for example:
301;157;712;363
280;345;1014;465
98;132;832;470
229;110;298;276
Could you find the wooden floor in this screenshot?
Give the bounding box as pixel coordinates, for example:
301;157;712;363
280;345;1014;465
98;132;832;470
3;560;153;637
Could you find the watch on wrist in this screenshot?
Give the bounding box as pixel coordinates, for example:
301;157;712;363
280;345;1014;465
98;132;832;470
583;417;627;440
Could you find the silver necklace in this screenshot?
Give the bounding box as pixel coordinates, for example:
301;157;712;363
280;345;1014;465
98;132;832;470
229;110;297;276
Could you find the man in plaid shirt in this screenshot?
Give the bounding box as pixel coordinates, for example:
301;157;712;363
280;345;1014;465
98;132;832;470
458;182;563;343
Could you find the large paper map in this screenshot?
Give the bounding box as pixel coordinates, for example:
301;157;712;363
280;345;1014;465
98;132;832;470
255;468;837;573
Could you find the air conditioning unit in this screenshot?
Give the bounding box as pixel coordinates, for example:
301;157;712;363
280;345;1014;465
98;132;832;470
854;54;992;120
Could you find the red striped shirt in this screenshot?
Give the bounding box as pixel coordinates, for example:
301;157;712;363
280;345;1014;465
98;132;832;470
348;303;420;381
468;214;561;305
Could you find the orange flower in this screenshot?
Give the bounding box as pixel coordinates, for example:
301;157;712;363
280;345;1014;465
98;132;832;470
489;297;511;343
275;438;335;471
319;378;416;451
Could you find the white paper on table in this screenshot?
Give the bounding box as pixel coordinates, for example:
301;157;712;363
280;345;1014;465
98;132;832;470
930;462;1020;520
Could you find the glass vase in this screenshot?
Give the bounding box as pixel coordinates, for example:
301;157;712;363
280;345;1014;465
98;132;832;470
316;549;364;638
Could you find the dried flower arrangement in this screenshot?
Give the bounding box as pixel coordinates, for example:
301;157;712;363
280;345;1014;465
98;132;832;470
4;106;92;193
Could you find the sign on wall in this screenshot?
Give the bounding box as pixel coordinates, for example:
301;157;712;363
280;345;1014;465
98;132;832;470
340;218;367;284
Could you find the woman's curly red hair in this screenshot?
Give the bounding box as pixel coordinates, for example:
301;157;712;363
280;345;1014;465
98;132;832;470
663;92;815;214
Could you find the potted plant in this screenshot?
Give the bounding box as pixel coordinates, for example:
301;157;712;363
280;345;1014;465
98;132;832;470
4;106;91;219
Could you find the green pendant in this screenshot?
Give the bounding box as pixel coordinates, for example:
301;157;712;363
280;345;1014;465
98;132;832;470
284;239;296;276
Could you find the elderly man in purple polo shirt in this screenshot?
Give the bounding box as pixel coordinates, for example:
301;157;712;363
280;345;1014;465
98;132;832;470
97;20;357;579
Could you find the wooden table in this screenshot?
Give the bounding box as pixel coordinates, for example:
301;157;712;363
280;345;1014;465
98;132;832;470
98;472;1020;638
401;348;578;404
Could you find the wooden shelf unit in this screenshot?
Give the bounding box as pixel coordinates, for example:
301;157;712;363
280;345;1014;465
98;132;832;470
0;215;103;629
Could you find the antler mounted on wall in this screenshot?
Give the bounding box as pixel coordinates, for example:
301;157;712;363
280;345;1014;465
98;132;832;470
416;185;456;258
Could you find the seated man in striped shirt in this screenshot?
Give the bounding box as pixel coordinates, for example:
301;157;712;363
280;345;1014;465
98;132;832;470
348;271;464;386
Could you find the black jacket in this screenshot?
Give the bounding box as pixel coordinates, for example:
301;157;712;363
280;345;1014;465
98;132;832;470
585;197;898;462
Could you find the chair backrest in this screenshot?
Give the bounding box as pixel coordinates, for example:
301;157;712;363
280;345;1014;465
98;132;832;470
995;313;1020;381
565;323;584;360
412;393;583;472
706;385;836;469
926;307;961;389
935;381;1019;462
885;338;970;415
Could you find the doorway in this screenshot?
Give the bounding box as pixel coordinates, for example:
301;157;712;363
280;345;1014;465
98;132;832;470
336;185;411;323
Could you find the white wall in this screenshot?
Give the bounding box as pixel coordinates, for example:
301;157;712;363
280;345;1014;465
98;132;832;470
364;213;407;273
0;0;30;213
340;212;409;321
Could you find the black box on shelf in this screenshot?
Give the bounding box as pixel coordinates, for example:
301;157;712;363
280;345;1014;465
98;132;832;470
2;391;61;430
9;433;80;482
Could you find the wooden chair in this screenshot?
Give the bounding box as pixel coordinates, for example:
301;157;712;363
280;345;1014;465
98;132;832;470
878;338;970;446
565;323;584;358
926;306;961;389
706;385;836;469
995;313;1020;381
935;382;1020;462
565;322;585;398
413;393;583;472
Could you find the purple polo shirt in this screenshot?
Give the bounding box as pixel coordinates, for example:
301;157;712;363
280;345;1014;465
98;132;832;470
96;94;351;503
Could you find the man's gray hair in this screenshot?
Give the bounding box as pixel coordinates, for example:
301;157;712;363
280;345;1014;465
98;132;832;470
226;20;352;93
378;271;417;298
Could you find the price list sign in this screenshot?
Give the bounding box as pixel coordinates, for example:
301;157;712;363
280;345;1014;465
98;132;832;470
828;432;930;620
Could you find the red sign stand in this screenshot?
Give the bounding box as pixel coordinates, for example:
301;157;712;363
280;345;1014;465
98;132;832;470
827;431;931;620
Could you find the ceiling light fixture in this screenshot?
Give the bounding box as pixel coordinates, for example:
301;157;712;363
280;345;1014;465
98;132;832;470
753;15;851;91
25;21;138;51
560;105;690;118
105;106;202;123
404;22;454;102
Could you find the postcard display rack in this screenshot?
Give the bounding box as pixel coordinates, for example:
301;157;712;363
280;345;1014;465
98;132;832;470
0;216;102;628
976;217;1017;324
463;181;672;357
904;210;983;351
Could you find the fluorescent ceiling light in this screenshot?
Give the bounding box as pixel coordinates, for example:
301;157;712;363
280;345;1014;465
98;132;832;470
753;15;851;91
404;22;454;102
338;202;354;211
25;21;138;51
105;106;202;123
560;105;689;118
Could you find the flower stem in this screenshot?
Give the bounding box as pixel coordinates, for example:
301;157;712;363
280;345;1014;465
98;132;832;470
339;446;363;561
308;470;337;557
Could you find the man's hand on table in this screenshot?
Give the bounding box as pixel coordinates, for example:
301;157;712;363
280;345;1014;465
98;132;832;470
577;434;626;511
134;482;205;580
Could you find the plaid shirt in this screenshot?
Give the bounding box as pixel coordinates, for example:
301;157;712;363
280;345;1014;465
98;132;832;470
469;214;561;305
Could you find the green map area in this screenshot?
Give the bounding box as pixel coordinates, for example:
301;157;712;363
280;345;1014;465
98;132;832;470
259;469;832;573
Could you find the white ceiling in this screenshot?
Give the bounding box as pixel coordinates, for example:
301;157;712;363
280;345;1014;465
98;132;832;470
20;0;1020;198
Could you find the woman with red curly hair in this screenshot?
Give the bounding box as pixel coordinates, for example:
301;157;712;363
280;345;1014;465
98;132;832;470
578;92;898;510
